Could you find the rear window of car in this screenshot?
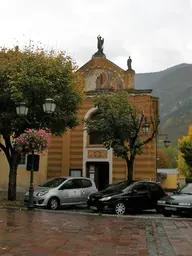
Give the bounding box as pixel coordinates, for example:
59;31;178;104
132;183;149;191
149;183;161;192
81;179;92;188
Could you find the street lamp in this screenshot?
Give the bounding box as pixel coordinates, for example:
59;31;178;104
157;133;171;149
16;102;29;116
43;98;56;114
142;117;150;135
16;98;56;117
133;112;156;154
164;135;171;148
16;98;56;210
156;132;171;181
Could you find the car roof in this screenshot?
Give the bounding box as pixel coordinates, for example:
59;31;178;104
135;180;159;184
50;176;92;180
115;180;159;184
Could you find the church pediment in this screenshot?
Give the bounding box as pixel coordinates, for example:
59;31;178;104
77;36;135;92
78;59;125;91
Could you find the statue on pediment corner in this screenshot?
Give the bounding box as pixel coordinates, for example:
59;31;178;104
127;56;132;70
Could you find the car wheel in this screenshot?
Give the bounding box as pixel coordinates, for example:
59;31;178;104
155;206;162;213
163;210;172;217
114;202;126;215
48;197;60;210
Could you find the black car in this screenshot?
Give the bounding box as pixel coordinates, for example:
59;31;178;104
87;180;167;215
157;183;192;217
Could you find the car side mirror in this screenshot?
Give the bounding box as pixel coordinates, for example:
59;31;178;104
132;189;138;194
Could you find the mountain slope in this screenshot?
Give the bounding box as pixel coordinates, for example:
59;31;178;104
135;63;190;89
135;63;192;144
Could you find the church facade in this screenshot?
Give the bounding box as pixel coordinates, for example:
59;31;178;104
47;37;159;190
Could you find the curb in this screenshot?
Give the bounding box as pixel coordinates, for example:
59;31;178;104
1;206;192;221
0;206;27;211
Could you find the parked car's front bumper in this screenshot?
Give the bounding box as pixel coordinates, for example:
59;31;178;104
24;196;48;207
87;199;114;211
157;203;192;216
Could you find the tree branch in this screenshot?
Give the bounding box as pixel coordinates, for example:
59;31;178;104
0;141;11;164
130;113;145;152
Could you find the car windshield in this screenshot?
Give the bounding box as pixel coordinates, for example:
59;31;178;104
40;178;67;188
178;183;192;194
122;183;135;193
105;181;134;192
104;181;128;191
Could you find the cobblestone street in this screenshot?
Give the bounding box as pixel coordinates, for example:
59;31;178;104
0;208;192;255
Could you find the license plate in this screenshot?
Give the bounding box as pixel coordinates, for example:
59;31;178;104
90;206;97;210
165;207;177;211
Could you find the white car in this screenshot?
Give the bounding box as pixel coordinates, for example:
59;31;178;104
24;176;97;210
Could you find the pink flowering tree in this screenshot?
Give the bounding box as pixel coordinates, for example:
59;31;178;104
16;129;50;154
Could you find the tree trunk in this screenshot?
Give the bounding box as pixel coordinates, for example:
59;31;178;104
8;153;19;201
8;165;17;201
126;159;134;182
126;153;136;183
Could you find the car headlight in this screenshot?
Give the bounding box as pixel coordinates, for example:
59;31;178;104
36;191;49;196
158;200;166;204
99;196;112;202
179;202;191;206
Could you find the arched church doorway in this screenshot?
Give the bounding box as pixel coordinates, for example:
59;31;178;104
86;162;109;191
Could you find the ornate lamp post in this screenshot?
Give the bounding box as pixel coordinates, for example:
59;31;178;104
164;135;171;148
156;132;171;179
16;98;56;120
132;112;152;154
16;98;56;210
142;116;150;135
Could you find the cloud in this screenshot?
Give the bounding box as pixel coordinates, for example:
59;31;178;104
0;0;192;72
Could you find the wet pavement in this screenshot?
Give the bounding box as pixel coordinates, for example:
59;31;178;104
0;209;192;255
53;205;163;217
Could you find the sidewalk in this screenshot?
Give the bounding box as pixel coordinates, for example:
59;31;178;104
0;208;191;255
0;188;25;200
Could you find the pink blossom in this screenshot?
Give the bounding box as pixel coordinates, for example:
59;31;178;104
16;128;50;153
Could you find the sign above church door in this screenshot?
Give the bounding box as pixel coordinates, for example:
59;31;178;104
88;150;108;159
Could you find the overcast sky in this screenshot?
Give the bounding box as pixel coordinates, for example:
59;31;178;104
1;0;192;73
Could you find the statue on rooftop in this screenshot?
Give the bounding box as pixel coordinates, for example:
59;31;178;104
92;35;106;59
97;35;104;52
